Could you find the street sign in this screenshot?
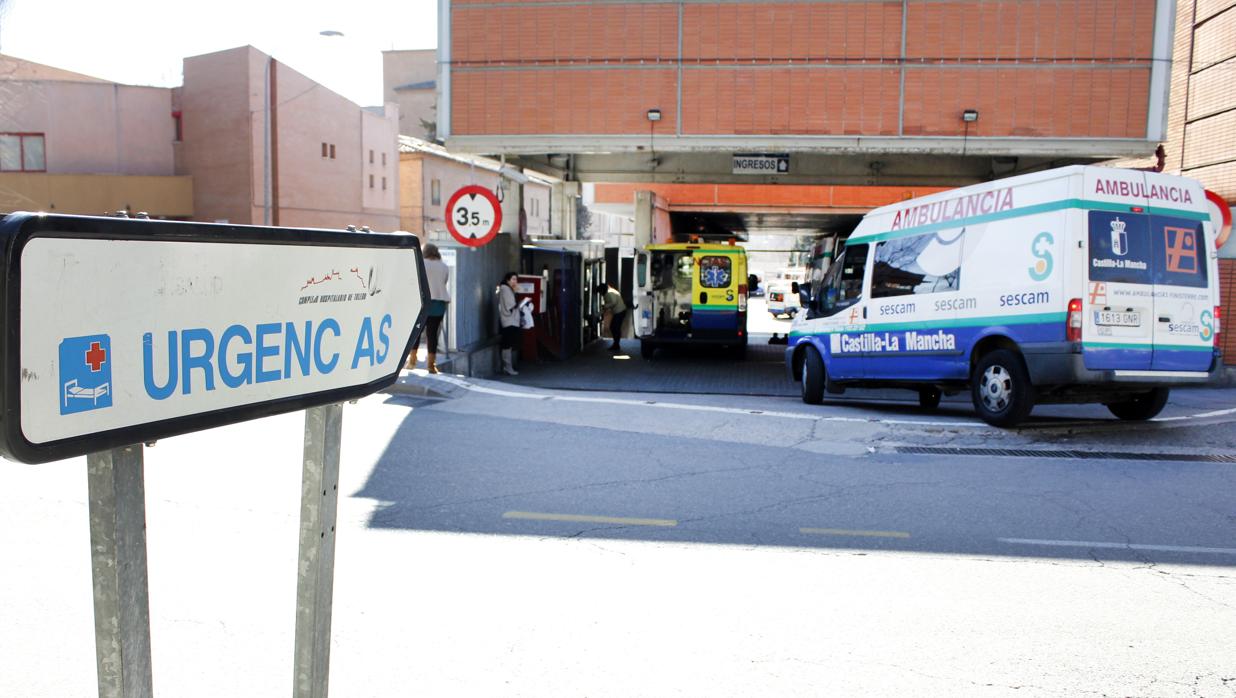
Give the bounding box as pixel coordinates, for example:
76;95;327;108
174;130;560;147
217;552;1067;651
732;153;790;175
0;213;428;463
445;184;502;247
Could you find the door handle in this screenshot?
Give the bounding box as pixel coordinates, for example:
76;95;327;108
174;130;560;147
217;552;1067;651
699;291;708;304
1158;316;1171;323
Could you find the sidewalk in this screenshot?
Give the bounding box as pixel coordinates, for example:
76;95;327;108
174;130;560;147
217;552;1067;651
391;338;1236;405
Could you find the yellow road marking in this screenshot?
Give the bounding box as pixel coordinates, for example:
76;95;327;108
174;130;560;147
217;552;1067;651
503;511;677;527
799;527;911;539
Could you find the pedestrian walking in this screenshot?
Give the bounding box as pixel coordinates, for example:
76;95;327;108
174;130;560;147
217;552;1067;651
407;242;450;373
596;282;627;352
497;271;521;375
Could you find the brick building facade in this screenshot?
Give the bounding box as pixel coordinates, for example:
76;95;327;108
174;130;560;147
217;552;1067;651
444;0;1168;144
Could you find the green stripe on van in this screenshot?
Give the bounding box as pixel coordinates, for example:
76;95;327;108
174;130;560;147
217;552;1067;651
847;199;1209;245
1083;341;1214;352
789;312;1065;338
693;304;738;311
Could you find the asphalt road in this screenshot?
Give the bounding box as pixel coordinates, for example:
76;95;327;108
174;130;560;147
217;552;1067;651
4;375;1236;696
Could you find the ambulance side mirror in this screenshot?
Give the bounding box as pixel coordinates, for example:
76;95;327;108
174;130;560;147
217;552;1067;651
790;282;800;295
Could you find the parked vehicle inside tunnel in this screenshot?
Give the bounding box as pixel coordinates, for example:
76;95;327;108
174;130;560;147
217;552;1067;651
635;241;748;359
786;166;1225;427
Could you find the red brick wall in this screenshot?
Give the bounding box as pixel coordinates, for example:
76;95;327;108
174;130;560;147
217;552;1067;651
449;0;1160;138
1221;259;1236;365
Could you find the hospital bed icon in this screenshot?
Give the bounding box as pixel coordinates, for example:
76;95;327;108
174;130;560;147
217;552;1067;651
64;379;110;408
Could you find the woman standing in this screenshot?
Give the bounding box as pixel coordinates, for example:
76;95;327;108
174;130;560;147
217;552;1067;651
496;272;521;376
407;243;451;373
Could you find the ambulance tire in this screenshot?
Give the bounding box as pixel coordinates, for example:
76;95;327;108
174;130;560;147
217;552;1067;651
918;388;942;410
1106;388;1169;421
801;346;826;405
971;349;1035;427
640;341;657;360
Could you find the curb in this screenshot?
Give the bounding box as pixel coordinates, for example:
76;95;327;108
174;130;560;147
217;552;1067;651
382;371;460;400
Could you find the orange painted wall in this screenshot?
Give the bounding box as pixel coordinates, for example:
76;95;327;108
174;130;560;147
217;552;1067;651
594;183;951;210
450;0;1159;138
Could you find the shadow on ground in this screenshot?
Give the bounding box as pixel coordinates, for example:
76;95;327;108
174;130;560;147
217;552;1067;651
353;393;1236;568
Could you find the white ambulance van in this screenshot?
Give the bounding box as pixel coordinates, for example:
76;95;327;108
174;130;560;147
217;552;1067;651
786;166;1223;427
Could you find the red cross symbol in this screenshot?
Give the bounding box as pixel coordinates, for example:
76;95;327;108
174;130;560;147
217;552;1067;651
1088;282;1107;305
85;342;107;372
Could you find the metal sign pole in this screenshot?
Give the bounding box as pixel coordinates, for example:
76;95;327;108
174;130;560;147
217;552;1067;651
293;403;343;698
86;445;153;698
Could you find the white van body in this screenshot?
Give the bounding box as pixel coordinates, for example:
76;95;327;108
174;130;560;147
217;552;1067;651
786;166;1222;426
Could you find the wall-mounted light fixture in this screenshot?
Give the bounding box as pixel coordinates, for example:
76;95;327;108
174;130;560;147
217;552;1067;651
647;108;662;122
962;109;979;123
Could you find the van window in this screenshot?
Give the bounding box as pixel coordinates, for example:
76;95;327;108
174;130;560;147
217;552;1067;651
811;244;868;317
636;253;648;287
1089;211;1208;288
1088;211;1152;284
1152;216;1207;288
698;256;732;288
871;232;962;298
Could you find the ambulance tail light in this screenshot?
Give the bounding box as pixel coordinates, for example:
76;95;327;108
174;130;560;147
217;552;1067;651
738;283;748;312
1214;306;1222;348
1066;298;1083;342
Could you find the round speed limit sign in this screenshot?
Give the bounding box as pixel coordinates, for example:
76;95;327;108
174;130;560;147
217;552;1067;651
445;185;503;247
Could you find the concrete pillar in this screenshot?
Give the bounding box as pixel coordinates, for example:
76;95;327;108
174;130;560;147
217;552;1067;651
562;181;581;240
634;190;672;247
550;182;568;239
634;190;654;249
499;179;524;271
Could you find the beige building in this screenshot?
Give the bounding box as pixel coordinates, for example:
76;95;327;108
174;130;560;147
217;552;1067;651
382;49;437;140
398;136;552;240
180;46;400;230
0;54;193;218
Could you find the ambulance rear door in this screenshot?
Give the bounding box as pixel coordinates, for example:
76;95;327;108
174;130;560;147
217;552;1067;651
1145;172;1215;371
634;250;654;338
691;250;742;335
1082;171;1155;371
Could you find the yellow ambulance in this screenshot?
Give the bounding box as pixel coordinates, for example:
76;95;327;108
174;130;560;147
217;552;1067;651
633;241;749;359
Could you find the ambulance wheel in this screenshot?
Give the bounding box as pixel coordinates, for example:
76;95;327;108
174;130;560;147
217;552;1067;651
1106;388;1169;421
801;346;825;405
971;349;1035;427
640;341;657;360
918;388;942;410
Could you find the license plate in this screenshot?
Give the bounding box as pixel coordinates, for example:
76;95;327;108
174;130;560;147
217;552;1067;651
1094;310;1141;327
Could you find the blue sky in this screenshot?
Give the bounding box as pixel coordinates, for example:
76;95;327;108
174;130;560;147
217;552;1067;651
0;0;438;106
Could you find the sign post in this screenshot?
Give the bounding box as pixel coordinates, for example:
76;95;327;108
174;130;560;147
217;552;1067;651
87;444;153;698
294;403;343;698
0;212;428;698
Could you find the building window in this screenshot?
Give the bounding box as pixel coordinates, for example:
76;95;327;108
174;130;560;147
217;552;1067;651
329;144;336;159
382;152;386;166
431;179;441;205
0;133;46;172
369;174;374;189
382;176;387;191
369;149;374;164
172;112;183;142
321;142;328;158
